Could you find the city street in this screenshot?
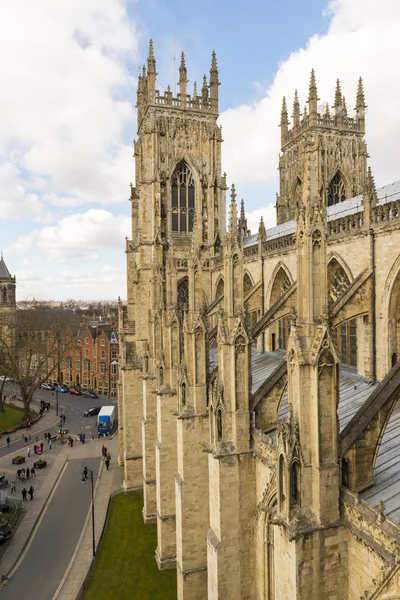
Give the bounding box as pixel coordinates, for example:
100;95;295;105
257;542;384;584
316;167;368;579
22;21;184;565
0;382;118;442
0;457;100;600
0;383;121;600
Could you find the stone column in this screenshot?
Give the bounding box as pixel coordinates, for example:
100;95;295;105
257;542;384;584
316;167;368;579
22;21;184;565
122;366;143;489
155;389;177;570
142;372;157;522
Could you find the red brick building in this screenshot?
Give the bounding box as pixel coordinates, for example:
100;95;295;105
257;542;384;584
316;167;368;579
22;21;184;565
50;325;119;397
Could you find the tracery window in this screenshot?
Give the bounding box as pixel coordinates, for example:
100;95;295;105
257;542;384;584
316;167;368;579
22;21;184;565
328;260;350;306
171;162;195;233
177;278;189;321
327;172;346;206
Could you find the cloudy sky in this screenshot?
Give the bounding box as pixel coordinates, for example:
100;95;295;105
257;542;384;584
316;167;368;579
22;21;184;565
2;0;400;301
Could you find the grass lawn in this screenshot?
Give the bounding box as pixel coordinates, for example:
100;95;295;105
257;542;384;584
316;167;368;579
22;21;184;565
0;406;24;432
83;492;177;600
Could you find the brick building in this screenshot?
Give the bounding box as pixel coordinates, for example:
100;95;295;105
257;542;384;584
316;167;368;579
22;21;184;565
50;324;119;396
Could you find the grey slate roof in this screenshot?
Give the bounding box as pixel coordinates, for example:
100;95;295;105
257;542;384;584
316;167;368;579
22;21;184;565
360;399;400;523
243;179;400;247
0;256;12;280
250;346;400;524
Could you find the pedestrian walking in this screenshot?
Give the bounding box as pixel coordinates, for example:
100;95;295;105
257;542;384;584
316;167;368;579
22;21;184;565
40;441;44;453
106;452;111;463
27;446;31;458
105;458;110;470
17;469;21;481
21;488;27;501
83;466;88;480
24;436;28;445
26;468;30;479
30;467;36;478
6;436;10;447
49;439;52;450
44;432;47;441
47;432;51;442
28;485;34;501
10;481;16;494
21;468;26;481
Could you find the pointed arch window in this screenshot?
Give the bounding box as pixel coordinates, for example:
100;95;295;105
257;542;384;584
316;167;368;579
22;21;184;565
327;172;346;206
171;161;195;233
243;272;253;296
215;277;224;300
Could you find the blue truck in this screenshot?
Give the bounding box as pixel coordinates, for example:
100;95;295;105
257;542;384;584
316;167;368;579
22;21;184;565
97;406;116;436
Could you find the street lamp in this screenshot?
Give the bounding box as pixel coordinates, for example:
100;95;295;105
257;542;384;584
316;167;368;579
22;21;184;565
89;468;96;557
56;388;59;417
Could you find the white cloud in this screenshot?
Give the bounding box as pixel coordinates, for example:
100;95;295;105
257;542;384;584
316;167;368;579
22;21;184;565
0;163;52;222
220;0;400;192
8;210;131;262
0;1;137;208
246;205;277;234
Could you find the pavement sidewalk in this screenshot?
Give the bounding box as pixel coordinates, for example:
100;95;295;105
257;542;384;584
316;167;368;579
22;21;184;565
0;441;70;578
54;436;124;600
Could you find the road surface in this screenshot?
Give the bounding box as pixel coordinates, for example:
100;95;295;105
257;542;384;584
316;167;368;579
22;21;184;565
0;457;100;600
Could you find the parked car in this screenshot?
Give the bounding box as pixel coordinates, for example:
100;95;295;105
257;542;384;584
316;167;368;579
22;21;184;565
84;406;101;417
40;383;54;390
0;376;13;383
69;388;82;396
83;390;98;399
55;385;68;393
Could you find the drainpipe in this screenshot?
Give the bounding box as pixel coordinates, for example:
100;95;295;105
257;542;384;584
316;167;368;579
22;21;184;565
370;228;376;382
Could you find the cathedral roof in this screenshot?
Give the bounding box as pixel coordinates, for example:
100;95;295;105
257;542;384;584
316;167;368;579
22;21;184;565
244;179;400;247
0;255;13;281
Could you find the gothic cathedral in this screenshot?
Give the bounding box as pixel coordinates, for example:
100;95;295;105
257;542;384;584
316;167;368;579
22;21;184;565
119;41;400;599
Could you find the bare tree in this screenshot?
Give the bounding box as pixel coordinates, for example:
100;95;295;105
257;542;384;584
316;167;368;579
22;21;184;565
0;301;79;418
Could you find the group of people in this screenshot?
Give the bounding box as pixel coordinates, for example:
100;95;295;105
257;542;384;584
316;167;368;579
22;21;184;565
102;446;111;470
15;466;36;482
21;486;34;501
39;400;51;413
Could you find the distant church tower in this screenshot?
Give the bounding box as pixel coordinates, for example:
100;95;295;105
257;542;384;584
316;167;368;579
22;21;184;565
0;254;16;312
0;254;16;366
276;72;368;224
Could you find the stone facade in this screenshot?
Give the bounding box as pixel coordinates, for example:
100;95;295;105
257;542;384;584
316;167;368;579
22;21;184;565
119;41;400;599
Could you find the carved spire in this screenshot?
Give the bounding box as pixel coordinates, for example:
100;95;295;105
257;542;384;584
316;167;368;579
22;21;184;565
238;199;248;237
209;50;220;112
356;76;366;133
356;76;366;110
229;184;238;236
342;95;347;117
366;166;377;198
280;97;289;145
258;215;266;241
202;74;209;107
303;103;308;118
308;69;319;122
333;78;342;112
293;89;300;128
179;51;187;84
147;39;157;90
192;81;199;107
